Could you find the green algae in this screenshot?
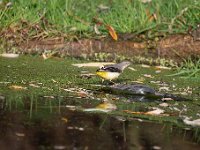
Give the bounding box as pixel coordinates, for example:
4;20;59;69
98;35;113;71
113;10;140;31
0;55;200;127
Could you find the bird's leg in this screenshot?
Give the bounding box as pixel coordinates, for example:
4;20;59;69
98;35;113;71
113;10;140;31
109;80;116;85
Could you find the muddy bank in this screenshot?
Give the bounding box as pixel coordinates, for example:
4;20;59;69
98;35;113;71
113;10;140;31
9;34;197;61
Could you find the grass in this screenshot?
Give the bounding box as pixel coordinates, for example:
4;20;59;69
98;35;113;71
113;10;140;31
0;0;200;39
169;58;200;78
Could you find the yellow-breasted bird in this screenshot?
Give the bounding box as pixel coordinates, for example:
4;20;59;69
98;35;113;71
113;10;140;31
96;61;131;83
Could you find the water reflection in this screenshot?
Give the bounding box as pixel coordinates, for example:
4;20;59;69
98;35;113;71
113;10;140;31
0;105;200;150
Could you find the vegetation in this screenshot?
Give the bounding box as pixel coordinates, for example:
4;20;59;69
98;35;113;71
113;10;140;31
0;0;200;39
0;55;200;114
169;58;200;78
0;1;200;148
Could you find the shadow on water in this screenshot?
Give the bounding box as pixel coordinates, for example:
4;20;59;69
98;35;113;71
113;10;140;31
0;95;200;150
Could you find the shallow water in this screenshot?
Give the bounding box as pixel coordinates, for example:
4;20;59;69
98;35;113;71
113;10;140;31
0;56;200;149
0;97;200;150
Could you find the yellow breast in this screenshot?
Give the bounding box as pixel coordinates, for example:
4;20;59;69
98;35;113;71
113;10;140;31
96;71;120;80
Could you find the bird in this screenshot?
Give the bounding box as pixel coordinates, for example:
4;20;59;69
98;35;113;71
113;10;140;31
96;61;131;83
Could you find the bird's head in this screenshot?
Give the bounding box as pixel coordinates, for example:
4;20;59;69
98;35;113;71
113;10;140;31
119;61;131;70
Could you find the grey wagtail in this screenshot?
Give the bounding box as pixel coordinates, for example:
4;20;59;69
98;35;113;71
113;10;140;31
96;61;131;83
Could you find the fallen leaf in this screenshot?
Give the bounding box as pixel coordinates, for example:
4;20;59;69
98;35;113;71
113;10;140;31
52;79;59;83
42;53;52;60
15;132;25;137
0;81;11;84
128;67;137;71
67;126;84;131
69;27;77;31
106;25;118;40
183;117;200;127
159;103;169;107
115;116;126;122
173;107;181;111
141;0;152;3
65;105;76;111
150;81;161;84
83;102;117;112
152;146;161;150
135;77;146;83
111;97;119;101
63;88;75;92
29;83;40;88
180;92;189;95
9;85;27;90
83;108;111;112
123;110;146;115
161;97;174;101
54;145;67;150
131;81;144;84
143;74;154;78
73;126;84;131
42;51;57;60
96;102;117;110
124;108;166;116
94;24;101;35
97;4;110;12
146;108;164;115
6;2;12;8
43;96;55;99
77;91;89;98
0;95;5;100
141;64;150;68
159;86;170;92
145;9;157;22
72;62;114;68
61;117;68;123
155;66;171;70
0;53;19;58
150;81;169;87
155;70;161;74
93;17;118;40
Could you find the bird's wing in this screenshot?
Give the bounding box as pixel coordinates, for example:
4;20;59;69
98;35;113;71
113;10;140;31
99;66;122;73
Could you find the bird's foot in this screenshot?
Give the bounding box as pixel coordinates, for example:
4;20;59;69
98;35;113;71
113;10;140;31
109;80;116;85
